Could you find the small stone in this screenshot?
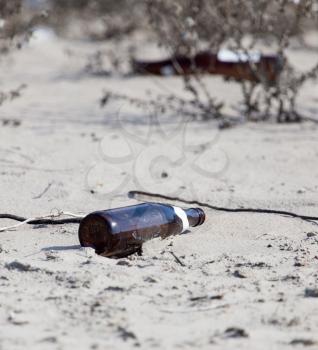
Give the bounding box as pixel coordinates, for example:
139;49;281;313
290;339;316;346
7;312;29;326
224;327;248;338
282;274;299;282
233;270;246;279
116;260;131;266
144;276;157;283
105;286;125;292
307;232;316;238
190;295;223;302
287;317;300;327
117;326;137;341
305;288;318;298
5;261;39;272
40;336;58;343
45;251;60;261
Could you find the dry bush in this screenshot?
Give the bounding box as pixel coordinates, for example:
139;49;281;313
0;0;45;53
0;0;26;106
0;0;25;54
50;0;145;40
102;0;318;125
50;0;145;76
147;0;318;123
0;0;44;107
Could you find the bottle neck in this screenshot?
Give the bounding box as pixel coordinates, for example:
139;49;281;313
184;208;206;227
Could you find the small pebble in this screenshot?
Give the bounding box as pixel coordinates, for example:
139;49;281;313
305;288;318;298
224;327;248;338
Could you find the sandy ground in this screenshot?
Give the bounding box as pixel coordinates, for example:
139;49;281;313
0;33;318;350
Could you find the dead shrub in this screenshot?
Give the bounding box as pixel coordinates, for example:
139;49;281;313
147;0;318;122
102;0;318;125
0;0;44;106
50;0;145;40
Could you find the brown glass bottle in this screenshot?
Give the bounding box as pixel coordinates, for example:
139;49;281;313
78;202;205;258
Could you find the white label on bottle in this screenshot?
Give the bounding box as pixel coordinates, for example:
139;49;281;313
173;206;190;233
217;49;261;63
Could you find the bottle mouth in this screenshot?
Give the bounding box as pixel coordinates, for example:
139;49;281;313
191;208;206;226
197;208;206;226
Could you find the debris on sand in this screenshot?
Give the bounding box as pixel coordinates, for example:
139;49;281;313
189;295;223;302
233;270;247;279
5;261;40;272
7;312;29;326
306;232;316;238
235;261;270;268
290;339;316;346
224;327;249;338
104;286;125;292
117;326;137;341
305;288;318;298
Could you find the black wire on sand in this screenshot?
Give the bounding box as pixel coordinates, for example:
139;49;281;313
128;190;318;223
0;214;81;225
1;189;318;228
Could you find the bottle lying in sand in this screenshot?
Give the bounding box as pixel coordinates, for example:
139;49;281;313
78;203;205;258
133;50;283;83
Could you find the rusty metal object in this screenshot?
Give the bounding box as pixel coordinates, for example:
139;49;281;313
132;51;283;83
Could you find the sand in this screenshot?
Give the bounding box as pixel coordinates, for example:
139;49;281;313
0;34;318;350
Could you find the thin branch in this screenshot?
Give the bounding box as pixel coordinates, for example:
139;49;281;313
170;251;186;267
